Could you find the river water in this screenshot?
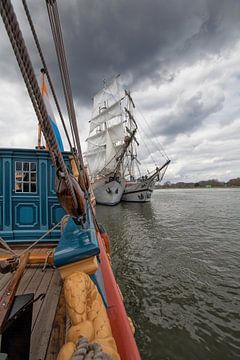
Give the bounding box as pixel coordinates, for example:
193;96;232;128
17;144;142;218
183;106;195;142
96;188;240;360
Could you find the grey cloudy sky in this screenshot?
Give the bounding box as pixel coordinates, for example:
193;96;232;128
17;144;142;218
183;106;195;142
0;0;240;182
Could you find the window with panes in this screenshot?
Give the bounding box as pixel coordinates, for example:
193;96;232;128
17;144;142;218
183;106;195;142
15;161;37;193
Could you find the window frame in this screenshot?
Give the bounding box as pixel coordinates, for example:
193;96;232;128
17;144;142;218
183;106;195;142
15;161;37;194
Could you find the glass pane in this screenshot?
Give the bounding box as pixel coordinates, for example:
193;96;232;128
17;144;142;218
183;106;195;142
15;171;22;182
23;162;29;171
23;172;29;182
31;183;36;193
15;182;22;192
30;162;36;171
31;173;36;182
16;162;22;171
23;183;29;192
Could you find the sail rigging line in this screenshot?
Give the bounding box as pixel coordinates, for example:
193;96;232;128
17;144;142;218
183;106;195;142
46;1;77;154
135;106;169;161
0;237;18;257
136;126;158;167
19;220;62;256
95;128;137;178
0;0;78;209
115;128;137;174
46;0;84;172
22;0;74;153
96;142;123;178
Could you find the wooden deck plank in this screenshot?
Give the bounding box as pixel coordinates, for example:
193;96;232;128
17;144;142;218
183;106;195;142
0;249;22;295
0;247;63;360
0;273;12;295
45;288;66;360
30;270;62;360
16;266;39;295
31;268;55;329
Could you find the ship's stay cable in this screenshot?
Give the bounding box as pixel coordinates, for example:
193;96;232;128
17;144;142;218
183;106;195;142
107;79;169;162
135;106;169;161
46;0;84;172
46;2;77;153
0;0;78;209
22;0;76;155
104;80;169;177
136;126;158;167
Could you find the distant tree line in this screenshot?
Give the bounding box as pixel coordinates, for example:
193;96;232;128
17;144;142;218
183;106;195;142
156;177;240;189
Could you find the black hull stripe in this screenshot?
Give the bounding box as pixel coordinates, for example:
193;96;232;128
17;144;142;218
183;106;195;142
123;188;153;195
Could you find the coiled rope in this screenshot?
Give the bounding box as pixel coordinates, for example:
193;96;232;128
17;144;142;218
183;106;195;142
71;337;113;360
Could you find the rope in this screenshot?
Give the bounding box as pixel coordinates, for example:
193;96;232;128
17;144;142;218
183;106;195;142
0;237;18;257
0;0;78;209
22;0;74;152
46;0;84;171
71;337;113;360
0;220;61;260
135;106;169;161
19;220;62;256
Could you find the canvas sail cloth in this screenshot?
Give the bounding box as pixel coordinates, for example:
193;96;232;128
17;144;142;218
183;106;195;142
85;78;126;178
41;76;64;152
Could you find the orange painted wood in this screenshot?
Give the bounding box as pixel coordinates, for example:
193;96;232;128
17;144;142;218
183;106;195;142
97;232;141;360
0;252;54;265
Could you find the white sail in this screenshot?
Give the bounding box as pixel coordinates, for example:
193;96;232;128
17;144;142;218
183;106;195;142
108;122;125;144
92;77;123;118
85;149;106;177
87;123;124;150
86;130;106;152
105;129;116;172
90;100;122;132
85;76;135;180
86;122;125;176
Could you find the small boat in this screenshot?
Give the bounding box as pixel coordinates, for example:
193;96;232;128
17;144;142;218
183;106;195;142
84;76;137;206
0;1;141;359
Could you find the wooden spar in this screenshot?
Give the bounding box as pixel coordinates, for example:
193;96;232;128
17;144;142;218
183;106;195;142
0;252;54;266
148;159;171;181
0;252;29;332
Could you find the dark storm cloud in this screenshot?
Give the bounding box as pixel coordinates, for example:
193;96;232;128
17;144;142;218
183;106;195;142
151;90;225;137
1;0;240;105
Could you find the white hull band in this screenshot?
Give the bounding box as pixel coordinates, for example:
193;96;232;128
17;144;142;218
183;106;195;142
94;179;125;206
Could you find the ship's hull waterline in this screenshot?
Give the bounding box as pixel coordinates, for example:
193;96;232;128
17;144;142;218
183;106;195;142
122;180;155;202
93;178;125;205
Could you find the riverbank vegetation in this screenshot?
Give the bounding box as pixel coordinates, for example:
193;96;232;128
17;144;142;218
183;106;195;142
156;178;240;189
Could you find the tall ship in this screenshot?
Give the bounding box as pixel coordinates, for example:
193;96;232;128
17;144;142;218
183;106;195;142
85;77;170;204
0;1;141;359
84;76;137;205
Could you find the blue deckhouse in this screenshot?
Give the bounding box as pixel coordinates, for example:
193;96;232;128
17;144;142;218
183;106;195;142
0;148;70;242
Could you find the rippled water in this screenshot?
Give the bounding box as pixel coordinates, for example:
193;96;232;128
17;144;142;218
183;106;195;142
96;188;240;360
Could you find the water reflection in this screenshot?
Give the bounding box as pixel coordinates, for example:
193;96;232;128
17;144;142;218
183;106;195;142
96;189;240;360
